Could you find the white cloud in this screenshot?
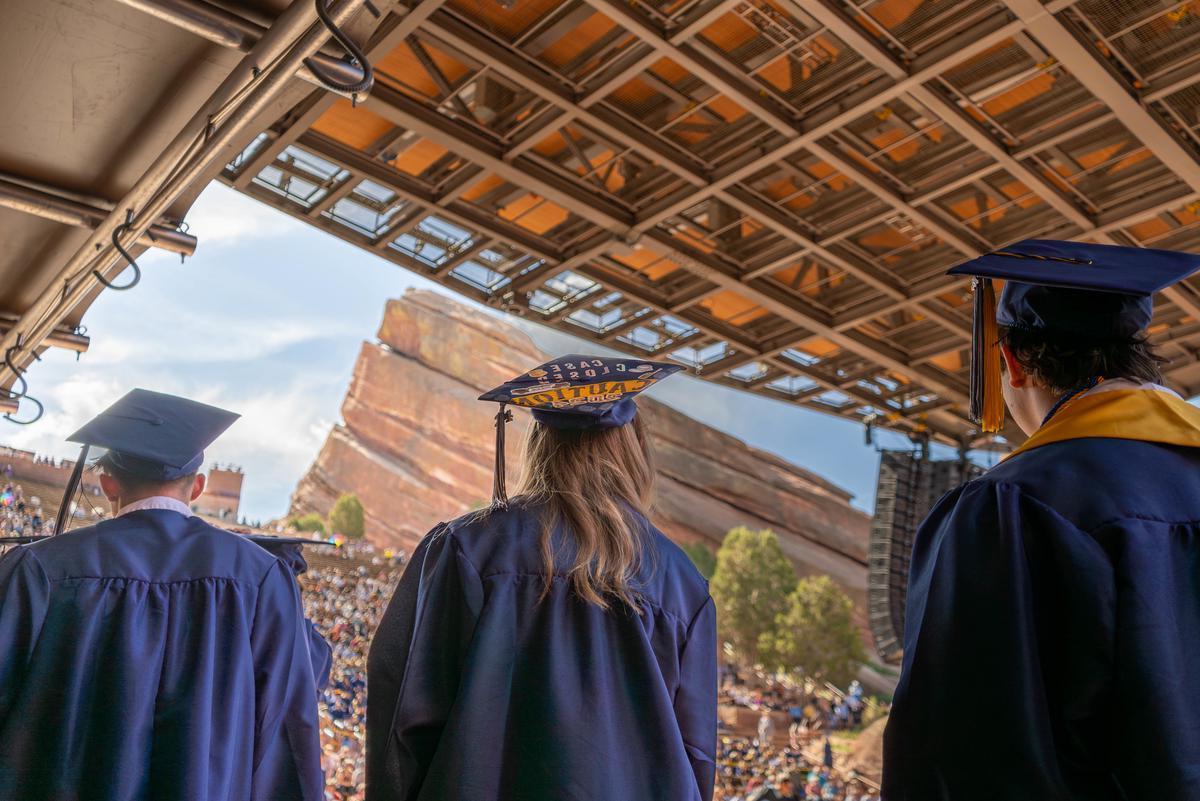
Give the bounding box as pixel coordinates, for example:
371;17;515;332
180;184;294;248
83;313;358;366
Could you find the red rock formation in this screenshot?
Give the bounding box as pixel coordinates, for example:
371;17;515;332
290;291;870;602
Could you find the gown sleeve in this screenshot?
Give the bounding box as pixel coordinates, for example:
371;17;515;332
249;558;325;801
0;548;50;716
674;595;718;801
254;542;333;693
365;526;483;801
305;620;333;693
881;480;1115;801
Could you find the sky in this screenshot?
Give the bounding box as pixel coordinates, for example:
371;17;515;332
2;183;981;522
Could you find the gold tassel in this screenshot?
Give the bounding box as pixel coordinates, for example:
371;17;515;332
970;278;1005;434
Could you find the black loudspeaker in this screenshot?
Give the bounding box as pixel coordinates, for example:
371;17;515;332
868;451;983;664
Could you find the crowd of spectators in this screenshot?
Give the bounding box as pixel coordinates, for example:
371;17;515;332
721;664;871;742
298;545;403;801
716;735;880;801
1;479;50;537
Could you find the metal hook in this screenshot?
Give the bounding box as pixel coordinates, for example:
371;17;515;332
303;0;376;98
4;393;44;426
94;209;142;291
3;342;44;426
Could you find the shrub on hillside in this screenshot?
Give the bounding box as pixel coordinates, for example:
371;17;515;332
709;527;796;663
329;493;365;540
760;575;865;686
291;513;326;535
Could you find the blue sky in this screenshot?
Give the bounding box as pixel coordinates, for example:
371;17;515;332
2;183;983;522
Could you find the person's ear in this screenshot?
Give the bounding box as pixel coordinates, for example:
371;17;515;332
999;344;1028;388
98;473;121;503
190;473;206;503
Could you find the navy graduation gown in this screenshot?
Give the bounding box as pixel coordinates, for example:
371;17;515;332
366;499;717;801
0;509;325;800
883;436;1200;800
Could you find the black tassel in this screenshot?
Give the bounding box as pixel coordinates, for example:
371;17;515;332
491;404;513;508
55;444;89;535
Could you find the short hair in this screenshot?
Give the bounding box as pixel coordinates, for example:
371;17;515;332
999;326;1165;394
101;461;197;497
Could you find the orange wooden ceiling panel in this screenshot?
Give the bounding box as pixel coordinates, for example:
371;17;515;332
447;0;563;39
865;0;923;29
499;194;570;235
699;12;758;53
930;351;963;372
1128;217;1172;241
390;139;449;178
609;75;656;107
538;12;622;68
794;338;839;357
982;72;1056;118
649;58;689;85
462;173;505;203
311;100;393;151
772;260;845;297
533;131;567;159
699;290;768;325
613;248;679;281
860;225;911;251
707;95;747;123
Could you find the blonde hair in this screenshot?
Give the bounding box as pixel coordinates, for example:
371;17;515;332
514;413;656;610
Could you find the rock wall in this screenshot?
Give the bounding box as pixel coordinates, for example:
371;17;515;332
291;290;870;603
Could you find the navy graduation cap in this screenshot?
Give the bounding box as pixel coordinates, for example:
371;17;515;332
478;355;683;505
55;389;239;533
948;239;1200;433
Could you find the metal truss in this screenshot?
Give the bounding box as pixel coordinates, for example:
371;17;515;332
181;0;1200;444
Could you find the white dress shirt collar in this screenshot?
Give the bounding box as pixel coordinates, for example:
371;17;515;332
116;496;194;518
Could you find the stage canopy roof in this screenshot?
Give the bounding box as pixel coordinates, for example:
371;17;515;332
5;0;1200;445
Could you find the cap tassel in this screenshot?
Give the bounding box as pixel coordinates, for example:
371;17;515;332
55;444;89;535
969;278;1005;434
491;404;514;508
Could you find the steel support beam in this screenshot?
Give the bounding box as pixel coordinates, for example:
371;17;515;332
0;174;197;256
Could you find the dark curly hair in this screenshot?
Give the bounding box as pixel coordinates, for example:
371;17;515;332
999;326;1165;394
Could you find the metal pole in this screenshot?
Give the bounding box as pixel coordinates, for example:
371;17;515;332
115;0;367;90
0;175;197;257
0;0;368;383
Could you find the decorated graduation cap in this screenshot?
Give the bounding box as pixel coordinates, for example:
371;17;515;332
478;354;683;506
55;389;239;534
948;239;1200;433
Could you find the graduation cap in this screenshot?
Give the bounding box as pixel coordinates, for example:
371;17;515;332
477;354;683;506
948;239;1200;433
0;535;48;546
55;389;239;534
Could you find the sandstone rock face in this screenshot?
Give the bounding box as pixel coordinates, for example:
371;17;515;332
291;290;870;603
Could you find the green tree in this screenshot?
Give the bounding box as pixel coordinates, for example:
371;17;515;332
760;574;865;686
290;512;326;535
709;527;797;663
680;541;717;579
328;493;365;540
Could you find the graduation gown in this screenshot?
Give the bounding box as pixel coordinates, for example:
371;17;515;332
0;509;325;800
883;387;1200;800
365;499;717;801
